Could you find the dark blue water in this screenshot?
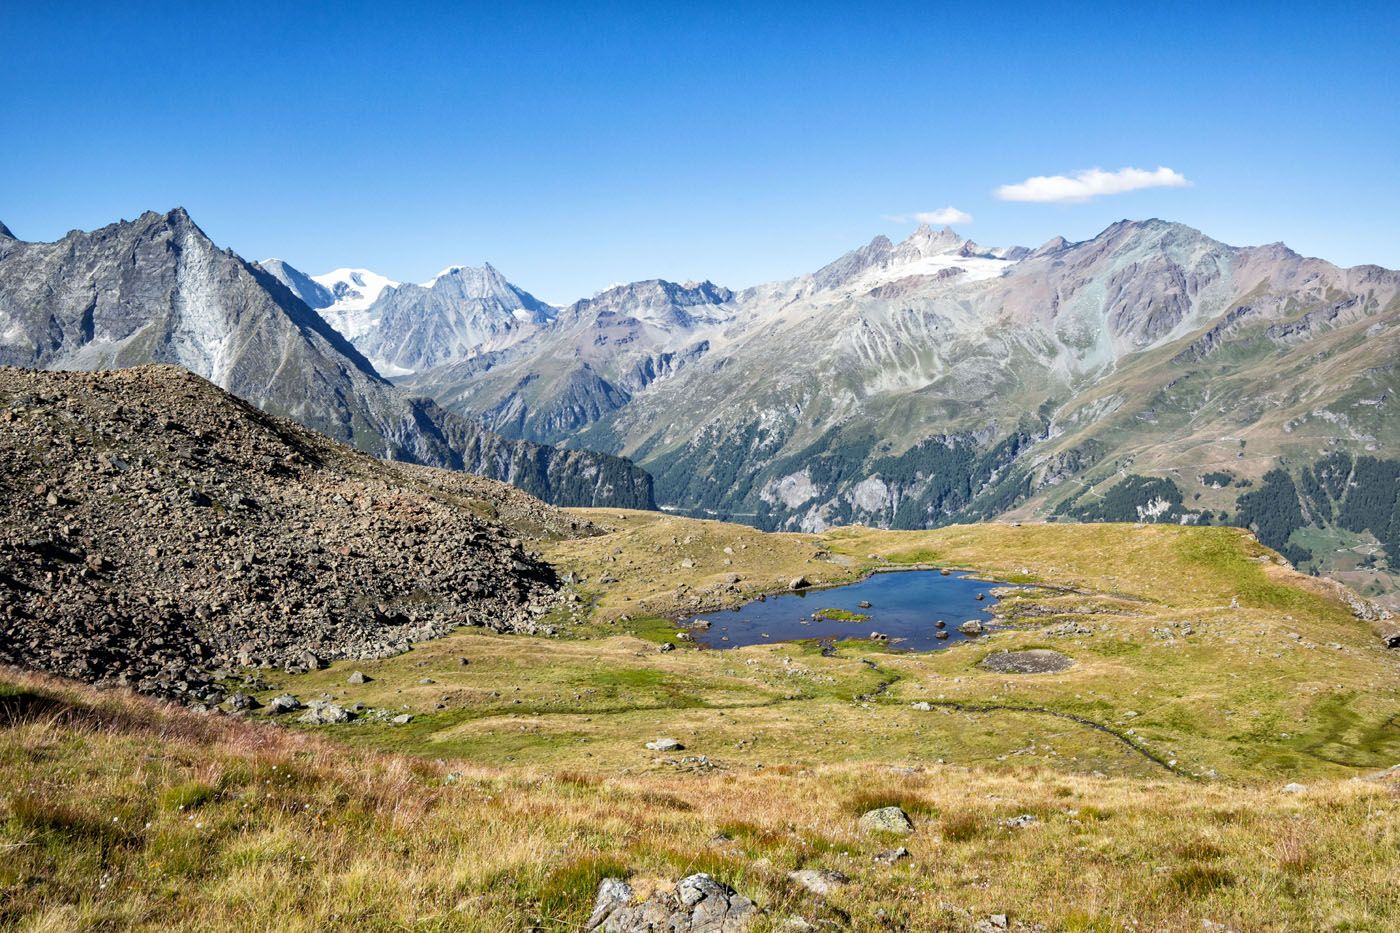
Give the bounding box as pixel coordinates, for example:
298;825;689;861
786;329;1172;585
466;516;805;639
686;570;1009;651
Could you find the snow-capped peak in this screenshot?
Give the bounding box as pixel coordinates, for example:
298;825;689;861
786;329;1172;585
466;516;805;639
900;223;965;257
423;265;466;287
309;268;400;340
311;268;400;305
836;224;1019;290
420;261;511;290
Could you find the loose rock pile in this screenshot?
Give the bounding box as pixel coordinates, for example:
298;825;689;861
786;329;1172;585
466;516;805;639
587;874;757;931
0;366;591;702
978;649;1075;674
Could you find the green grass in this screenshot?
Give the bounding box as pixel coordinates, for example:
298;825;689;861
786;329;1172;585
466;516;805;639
6;518;1400;928
5;652;1400;930
813;607;870;622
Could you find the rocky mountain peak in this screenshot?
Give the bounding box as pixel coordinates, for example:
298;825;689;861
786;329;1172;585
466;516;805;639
347;261;556;374
1031;235;1070;257
258;258;335;310
811;235;896;290
902;223;965;255
570;279;735;330
421;262;546;310
0;221;15;240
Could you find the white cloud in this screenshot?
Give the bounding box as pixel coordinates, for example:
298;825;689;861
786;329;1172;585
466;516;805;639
884;206;973;225
994;166;1191;203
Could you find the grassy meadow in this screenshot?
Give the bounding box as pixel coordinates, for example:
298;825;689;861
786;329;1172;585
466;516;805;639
4;515;1400;930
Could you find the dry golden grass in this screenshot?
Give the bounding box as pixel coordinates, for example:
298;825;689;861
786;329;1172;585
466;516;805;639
3;669;1400;930
6;519;1400;929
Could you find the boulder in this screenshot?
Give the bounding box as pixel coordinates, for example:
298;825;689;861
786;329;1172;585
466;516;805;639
858;806;914;835
586;877;636;931
873;846;910;865
787;868;849;895
266;694;301;714
225;692;259;711
347;670;370;685
591;873;757;932
299;701;352;724
790;576;810;590
958;620;984;635
646;738;685;752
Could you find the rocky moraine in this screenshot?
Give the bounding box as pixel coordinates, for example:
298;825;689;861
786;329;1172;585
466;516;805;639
0;366;598;702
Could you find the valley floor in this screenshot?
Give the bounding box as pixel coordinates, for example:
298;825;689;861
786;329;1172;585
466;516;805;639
4;519;1400;930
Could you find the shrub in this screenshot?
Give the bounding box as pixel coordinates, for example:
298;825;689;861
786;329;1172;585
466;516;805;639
1167;864;1235;895
940;811;986;842
842;789;936;818
160;781;216;811
530;855;632;920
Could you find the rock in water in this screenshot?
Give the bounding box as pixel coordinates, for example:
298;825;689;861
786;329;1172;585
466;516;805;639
858;806;914;835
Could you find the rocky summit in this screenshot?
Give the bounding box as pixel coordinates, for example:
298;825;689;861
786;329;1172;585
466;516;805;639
0;365;595;702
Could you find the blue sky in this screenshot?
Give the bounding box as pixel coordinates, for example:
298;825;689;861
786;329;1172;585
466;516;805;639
2;1;1397;302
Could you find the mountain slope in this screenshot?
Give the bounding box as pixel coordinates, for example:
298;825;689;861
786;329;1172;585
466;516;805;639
0;210;654;509
258;257;334;309
352;262;555;375
379;219;1400;600
401;278;735;443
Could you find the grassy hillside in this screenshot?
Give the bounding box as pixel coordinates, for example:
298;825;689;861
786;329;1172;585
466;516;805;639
4;519;1400;929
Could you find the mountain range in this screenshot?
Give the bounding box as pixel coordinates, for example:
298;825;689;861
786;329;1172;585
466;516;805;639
0;210;653;510
256;218;1400;605
4;208;1398;604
